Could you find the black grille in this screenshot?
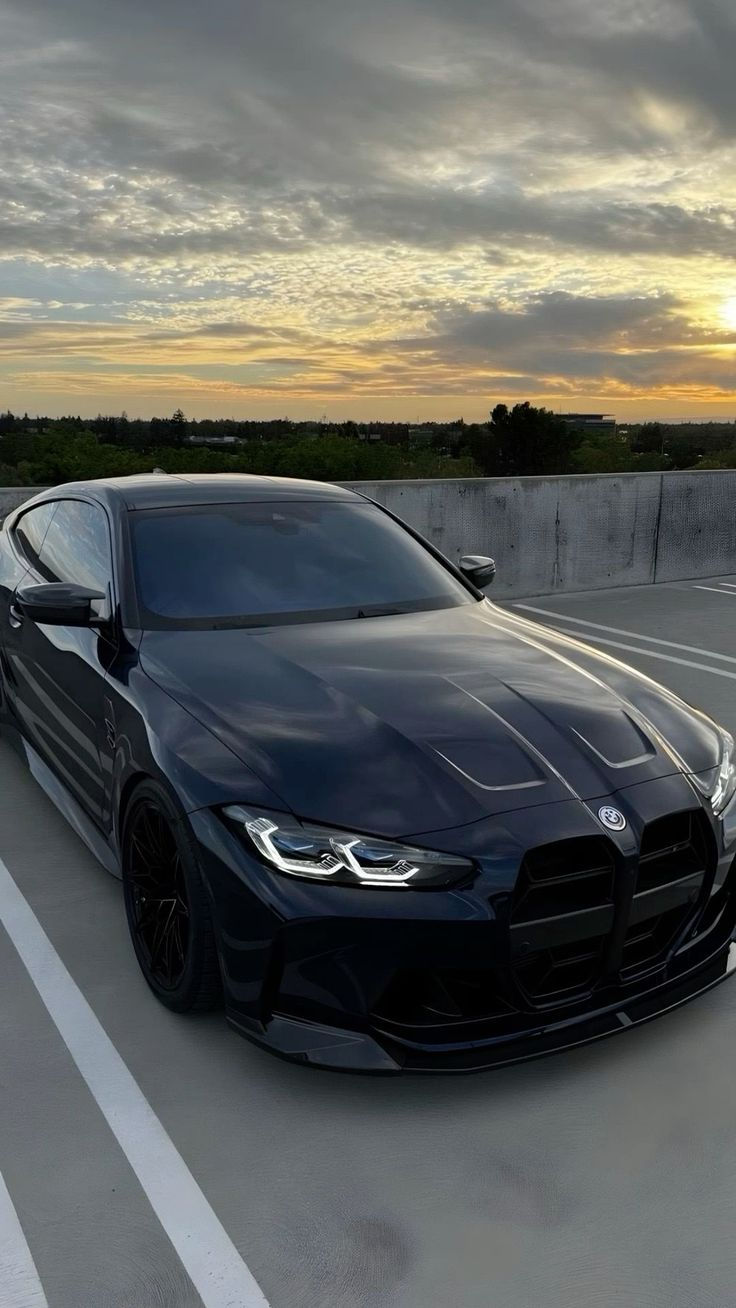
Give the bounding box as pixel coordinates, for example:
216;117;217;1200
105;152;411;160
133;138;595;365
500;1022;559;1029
510;812;714;1008
510;837;616;1004
370;809;724;1042
372;968;515;1031
514;936;606;1003
620;907;687;975
620;810;712;978
637;812;708;893
513;837;615;921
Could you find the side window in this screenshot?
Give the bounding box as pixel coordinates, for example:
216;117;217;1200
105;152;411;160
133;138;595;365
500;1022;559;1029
13;503;57;570
37;500;113;597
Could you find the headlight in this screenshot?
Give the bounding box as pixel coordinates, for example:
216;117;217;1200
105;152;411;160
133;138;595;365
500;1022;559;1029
223;805;472;889
711;729;736;815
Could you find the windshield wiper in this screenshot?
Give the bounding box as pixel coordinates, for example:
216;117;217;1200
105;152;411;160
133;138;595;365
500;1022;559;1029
355;606;404;619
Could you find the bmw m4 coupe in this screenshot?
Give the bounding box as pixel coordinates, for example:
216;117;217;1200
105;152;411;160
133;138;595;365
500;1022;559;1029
1;474;735;1072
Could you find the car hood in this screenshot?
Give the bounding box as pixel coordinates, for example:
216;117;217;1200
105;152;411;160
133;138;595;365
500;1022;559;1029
139;600;722;838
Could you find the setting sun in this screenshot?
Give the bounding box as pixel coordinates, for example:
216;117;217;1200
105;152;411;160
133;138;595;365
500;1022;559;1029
722;297;736;331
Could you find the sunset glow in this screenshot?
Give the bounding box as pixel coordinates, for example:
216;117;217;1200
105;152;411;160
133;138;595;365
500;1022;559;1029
1;0;736;421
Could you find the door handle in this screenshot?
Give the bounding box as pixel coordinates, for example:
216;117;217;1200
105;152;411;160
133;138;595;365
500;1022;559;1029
8;603;23;628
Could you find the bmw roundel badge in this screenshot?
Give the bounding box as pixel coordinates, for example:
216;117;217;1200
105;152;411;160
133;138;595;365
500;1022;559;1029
598;805;627;832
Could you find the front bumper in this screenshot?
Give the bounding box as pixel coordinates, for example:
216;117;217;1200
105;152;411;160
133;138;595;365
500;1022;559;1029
234;937;736;1072
190;771;736;1073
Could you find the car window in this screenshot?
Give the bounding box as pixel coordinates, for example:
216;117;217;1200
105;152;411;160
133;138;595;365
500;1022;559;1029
37;499;113;595
130;499;474;628
13;502;57;569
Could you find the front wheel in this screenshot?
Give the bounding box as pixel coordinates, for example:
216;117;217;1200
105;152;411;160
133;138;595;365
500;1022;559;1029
121;781;221;1012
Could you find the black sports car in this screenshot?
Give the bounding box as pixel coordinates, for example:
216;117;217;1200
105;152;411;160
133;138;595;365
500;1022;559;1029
1;474;735;1072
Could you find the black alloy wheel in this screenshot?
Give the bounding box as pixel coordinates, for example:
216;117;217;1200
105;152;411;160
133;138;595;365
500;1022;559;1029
127;801;189;989
122;780;221;1012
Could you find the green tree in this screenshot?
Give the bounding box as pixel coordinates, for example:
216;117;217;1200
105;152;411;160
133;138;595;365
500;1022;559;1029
473;403;581;477
632;422;665;455
698;449;736;469
572;436;636;474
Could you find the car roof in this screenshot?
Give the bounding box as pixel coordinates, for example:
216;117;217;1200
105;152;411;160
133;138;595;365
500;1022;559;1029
32;473;363;511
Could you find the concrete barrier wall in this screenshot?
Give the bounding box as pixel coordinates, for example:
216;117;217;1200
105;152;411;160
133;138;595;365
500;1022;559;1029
345;470;736;597
2;470;735;598
0;488;40;522
654;474;736;583
345;474;666;598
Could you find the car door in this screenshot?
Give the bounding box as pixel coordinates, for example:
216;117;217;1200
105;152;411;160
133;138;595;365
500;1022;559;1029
6;497;116;827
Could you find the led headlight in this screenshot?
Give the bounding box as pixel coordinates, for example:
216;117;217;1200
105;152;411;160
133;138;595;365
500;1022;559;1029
223;806;472;888
710;728;736;816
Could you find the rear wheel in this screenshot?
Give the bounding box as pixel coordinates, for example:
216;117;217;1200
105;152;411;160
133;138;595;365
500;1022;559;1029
121;781;221;1012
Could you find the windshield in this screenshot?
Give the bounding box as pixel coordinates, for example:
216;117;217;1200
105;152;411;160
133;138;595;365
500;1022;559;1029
129;499;474;628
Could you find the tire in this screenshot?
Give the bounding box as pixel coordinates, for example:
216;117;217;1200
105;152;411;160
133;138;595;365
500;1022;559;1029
121;779;221;1012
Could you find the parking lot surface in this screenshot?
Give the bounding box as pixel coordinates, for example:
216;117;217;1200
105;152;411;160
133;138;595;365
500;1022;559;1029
3;575;736;1308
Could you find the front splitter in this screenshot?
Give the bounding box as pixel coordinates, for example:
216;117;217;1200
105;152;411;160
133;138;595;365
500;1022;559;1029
228;940;736;1073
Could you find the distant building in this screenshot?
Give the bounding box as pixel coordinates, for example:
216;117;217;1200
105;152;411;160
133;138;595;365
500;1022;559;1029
559;413;616;435
187;434;240;446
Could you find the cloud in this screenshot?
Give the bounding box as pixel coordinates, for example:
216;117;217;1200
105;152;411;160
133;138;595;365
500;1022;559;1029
421;292;698;353
1;0;736;417
0;297;42;315
3;292;735;410
332;191;736;260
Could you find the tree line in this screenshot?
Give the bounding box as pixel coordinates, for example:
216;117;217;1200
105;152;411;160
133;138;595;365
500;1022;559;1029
1;404;735;487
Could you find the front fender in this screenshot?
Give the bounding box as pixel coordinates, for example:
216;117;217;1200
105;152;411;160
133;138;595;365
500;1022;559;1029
109;664;289;849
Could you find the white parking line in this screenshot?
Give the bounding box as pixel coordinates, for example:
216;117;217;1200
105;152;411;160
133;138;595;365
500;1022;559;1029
513;604;736;665
692;586;736;596
539;625;736;680
0;856;270;1308
0;1170;49;1308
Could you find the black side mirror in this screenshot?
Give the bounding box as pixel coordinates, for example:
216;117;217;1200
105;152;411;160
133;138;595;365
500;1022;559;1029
15;582;107;628
459;554;496;589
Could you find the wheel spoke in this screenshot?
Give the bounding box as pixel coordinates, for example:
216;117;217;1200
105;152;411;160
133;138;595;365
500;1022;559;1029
129;865;161;891
130;832;164;873
127;805;190;989
162;919;175;980
136;901;165;936
137;897;175;934
149;902;175;973
172;915;185;967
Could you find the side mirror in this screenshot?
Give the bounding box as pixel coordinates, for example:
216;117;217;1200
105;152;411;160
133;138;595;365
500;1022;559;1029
459;554;496;589
15;582;107;628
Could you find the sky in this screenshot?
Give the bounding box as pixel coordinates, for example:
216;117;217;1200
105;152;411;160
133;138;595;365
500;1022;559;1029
1;0;736;423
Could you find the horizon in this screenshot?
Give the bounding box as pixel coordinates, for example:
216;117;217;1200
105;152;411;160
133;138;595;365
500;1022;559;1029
2;0;736;420
5;408;736;428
